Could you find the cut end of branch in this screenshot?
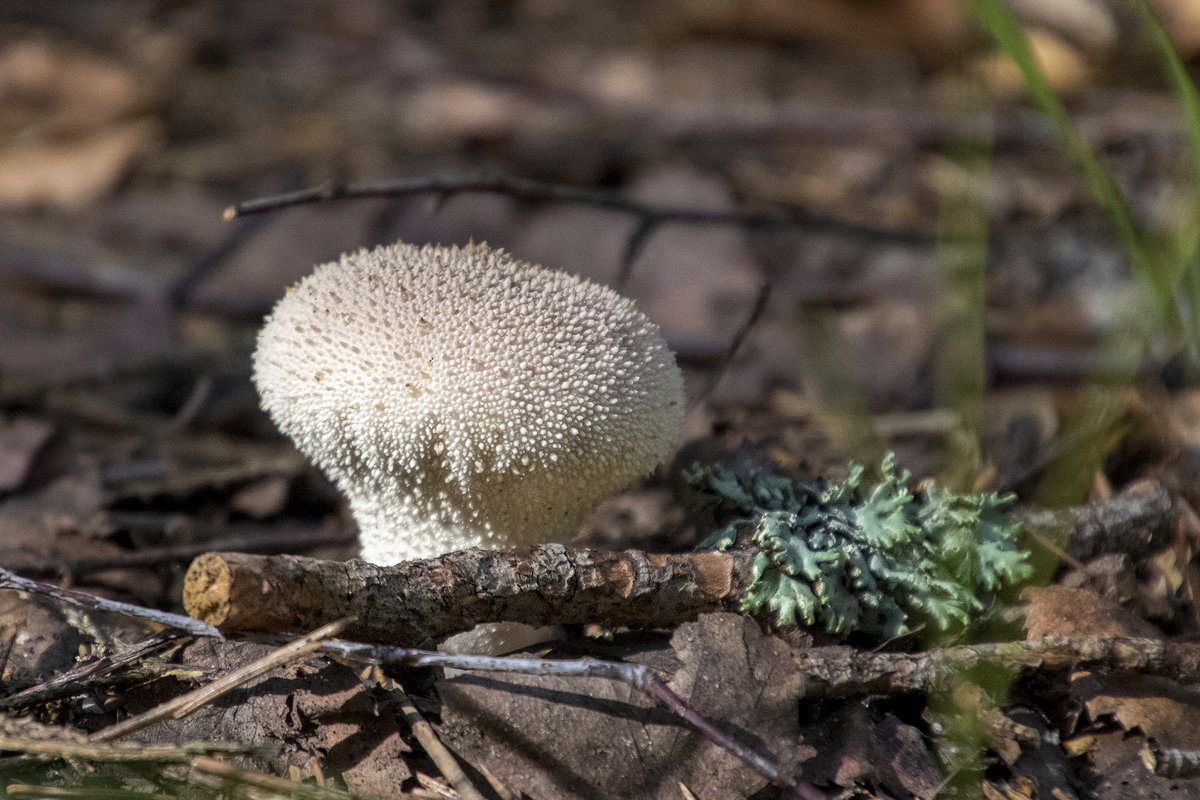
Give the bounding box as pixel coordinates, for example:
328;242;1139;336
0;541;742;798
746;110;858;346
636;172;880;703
183;553;235;626
221;206;239;221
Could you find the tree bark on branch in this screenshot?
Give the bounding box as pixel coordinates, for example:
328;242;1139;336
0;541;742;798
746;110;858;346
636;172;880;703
184;545;755;647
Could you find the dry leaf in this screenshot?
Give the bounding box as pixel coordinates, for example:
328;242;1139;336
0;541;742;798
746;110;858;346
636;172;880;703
0;38;145;134
438;613;802;800
0;120;160;211
1077;674;1200;751
975;28;1091;96
1022;585;1161;639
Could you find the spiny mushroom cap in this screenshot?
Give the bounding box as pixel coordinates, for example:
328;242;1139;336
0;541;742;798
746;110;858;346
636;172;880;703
253;242;684;565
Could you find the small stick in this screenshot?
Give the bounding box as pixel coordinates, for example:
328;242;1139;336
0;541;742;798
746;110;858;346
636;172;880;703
4;785;173;800
0;631;184;712
1142;740;1200;778
0;567;221;639
224;174;931;246
793;635;1200;697
689;282;771;409
371;669;488;800
183;481;1175;644
184;546;751;646
49;523;356;577
89;618;348;743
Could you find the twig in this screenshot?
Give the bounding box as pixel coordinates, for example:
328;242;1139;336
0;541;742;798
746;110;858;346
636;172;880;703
793;635;1200;697
614;216;659;290
89;618;349;743
414;773;459;799
183;546;753;646
0;354;214;410
371;669;488;800
224;174;932;246
1025;527;1090;573
0;567;221;639
102;452;308;500
0;631;185;712
689;282;771;409
166;216;266;308
0;238;167;302
4;785;173;800
325;643;817;799
1142;740;1200;778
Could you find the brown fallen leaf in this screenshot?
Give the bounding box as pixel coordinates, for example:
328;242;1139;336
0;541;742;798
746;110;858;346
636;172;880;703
438;613;802;800
0;469;113;563
1021;585;1161;640
1075;669;1200;751
128;638;412;793
873;714;942;800
0;120;160;211
1026;586;1200;754
974;27;1091;96
0;39;146;135
229;476;292;519
0;592;91;684
802;703;940;798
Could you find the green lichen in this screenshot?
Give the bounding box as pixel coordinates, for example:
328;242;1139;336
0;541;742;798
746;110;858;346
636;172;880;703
687;454;1032;638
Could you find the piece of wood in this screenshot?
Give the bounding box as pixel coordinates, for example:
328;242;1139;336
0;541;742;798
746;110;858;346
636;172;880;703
184;545;753;646
183;481;1179;646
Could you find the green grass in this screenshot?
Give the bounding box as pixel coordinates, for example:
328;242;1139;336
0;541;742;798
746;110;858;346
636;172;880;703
971;0;1200;360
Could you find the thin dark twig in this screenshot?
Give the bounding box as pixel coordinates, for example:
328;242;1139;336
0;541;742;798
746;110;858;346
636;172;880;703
690;282;772;409
225;175;932;246
616;217;659;290
167;216;267;308
90;619;349;743
0;631;186;712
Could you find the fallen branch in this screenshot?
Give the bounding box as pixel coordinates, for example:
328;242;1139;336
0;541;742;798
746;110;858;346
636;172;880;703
184;545;752;646
689;282;771;409
1;568;811;798
794;635;1200;697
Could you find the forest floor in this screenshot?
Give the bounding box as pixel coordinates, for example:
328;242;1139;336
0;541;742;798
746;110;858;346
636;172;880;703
4;1;1200;798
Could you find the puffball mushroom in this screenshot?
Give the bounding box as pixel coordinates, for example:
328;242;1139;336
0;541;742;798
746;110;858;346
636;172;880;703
252;242;684;568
